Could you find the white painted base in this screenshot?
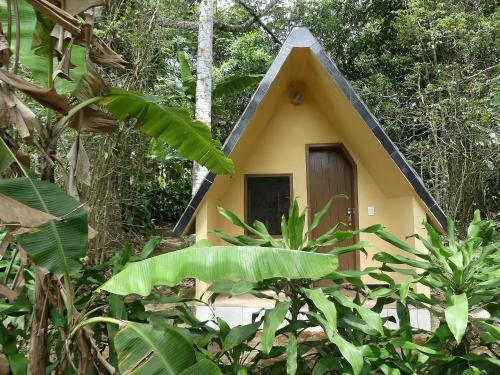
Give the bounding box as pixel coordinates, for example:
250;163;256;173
195;306;431;331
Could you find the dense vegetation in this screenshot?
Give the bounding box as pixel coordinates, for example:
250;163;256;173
0;0;498;374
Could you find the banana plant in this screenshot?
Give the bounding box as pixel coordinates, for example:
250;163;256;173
176;49;262;105
93;198;385;375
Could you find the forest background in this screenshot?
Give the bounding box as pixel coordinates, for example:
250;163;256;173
81;0;498;262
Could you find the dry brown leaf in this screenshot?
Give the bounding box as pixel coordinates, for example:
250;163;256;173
50;24;73;56
0;33;11;67
0;68;70;114
89;37;127;70
11;246;26;294
0;283;17;303
12;95;40;132
52;39;75;81
26;0;81;35
74;61;108;100
88;226;97;240
0;232;13;260
69;60;118;133
0;83;15;126
0;193;59;227
65;0;107;16
67;138;91;197
0;85;37;143
0;352;9;375
69;106;119;133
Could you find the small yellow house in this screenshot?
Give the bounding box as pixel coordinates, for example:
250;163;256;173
174;27;445;327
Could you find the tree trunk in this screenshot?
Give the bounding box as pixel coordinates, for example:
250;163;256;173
192;0;214;196
27;268;49;375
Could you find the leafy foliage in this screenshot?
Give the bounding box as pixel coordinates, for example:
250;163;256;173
98;88;233;175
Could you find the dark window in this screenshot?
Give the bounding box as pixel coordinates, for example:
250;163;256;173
246;175;291;235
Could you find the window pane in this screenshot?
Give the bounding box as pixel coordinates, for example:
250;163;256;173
247;176;291;235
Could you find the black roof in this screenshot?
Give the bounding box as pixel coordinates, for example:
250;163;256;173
174;27;447;235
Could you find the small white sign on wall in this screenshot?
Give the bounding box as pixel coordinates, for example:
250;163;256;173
368;206;375;216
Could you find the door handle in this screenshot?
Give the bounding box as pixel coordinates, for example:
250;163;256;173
347;208;355;227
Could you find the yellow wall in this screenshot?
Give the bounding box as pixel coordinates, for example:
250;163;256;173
194;48;431;300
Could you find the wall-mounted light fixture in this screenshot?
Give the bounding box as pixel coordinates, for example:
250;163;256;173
290;90;304;105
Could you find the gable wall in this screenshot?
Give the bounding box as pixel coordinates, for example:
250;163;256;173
196;74;428;287
189;47;439;307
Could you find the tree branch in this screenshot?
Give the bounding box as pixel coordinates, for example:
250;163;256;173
158;0;281;42
158;17;255;32
236;0;282;45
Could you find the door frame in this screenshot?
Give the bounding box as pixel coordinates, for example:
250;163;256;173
305;143;360;270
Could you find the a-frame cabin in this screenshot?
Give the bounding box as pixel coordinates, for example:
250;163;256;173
174;27;444;327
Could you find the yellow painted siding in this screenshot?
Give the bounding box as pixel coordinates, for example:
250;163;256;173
193;48;433;301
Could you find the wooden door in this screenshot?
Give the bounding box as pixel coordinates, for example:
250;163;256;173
307;145;358;270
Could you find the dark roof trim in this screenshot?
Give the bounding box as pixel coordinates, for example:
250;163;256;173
174;27;447;235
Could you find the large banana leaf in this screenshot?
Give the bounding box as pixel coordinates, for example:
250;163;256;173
98;89;233;174
178;360;221;375
0;177;87;275
0;144;14;174
99;246;339;296
0;139;87;275
114;322;195;375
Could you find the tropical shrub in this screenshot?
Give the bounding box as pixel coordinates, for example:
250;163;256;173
89;200;498;375
369;212;500;373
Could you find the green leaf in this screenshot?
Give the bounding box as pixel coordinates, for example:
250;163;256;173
0;139;88;275
7;353;27;375
373;252;432;269
474;321;500;341
466;210;483;239
312;356;338;375
329;334;363;375
0;143;14;174
286;334;297;375
213;74;262;99
308;197;334;234
368;272;395;287
303;288;337;331
114;322;195;375
0;177;87;275
374;229;426;257
178;359;221;375
328;241;369;257
138;236;161;259
445;293;468;344
217;207;263;236
307;312;363;375
223;321;261;351
401;341;438;355
330;291;384;335
380;364;402;375
0;1;86;93
177;50;194;95
368;287;394;299
447;217;457;253
100;246;338;296
262;301;290;354
400;280;410;305
99;89;233;174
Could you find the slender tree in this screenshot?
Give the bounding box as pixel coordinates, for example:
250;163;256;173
192;0;214;196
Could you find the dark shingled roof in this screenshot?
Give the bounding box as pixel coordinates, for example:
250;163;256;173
174;27;447;235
